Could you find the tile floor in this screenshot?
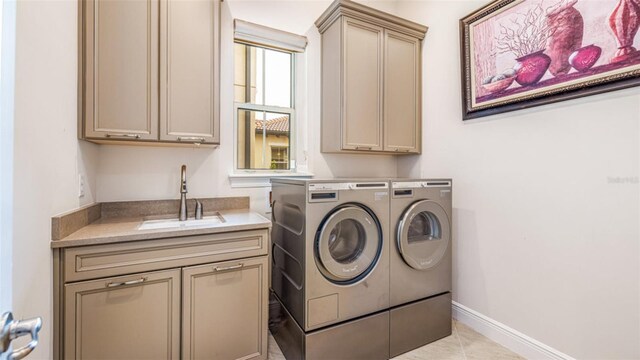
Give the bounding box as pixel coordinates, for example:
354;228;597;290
268;319;525;360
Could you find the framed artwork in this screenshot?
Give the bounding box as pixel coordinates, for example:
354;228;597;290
460;0;640;120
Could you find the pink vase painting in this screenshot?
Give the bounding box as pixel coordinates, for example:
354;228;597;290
514;51;552;86
569;45;602;71
545;0;584;76
463;0;640;118
609;0;640;63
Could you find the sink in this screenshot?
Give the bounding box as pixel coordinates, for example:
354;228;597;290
138;214;225;230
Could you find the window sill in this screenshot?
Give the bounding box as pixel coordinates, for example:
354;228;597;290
228;171;314;188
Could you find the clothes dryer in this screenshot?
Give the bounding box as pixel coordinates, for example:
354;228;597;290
389;179;452;357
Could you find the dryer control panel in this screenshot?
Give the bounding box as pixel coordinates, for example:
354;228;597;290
391;180;451;189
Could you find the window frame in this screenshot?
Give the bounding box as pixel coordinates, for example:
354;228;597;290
229;19;313;188
233;41;297;175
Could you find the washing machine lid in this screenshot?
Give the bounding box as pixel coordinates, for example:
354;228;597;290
315;204;382;283
397;200;450;270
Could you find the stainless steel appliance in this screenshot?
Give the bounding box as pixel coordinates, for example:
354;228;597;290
389;179;453;357
270;178;391;360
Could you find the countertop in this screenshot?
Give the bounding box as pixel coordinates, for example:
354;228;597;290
51;209;271;249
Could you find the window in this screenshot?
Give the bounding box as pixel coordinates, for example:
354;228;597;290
233;20;306;174
270;146;289;170
235;44;293;170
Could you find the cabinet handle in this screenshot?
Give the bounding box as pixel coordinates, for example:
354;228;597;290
177;136;206;143
394;148;411;152
106;277;147;288
213;263;244;272
355;146;372;150
105;133;141;139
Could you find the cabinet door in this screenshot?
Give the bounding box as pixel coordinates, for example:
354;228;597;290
83;0;159;140
384;30;421;153
342;17;384;151
63;269;180;359
160;0;220;144
183;257;268;360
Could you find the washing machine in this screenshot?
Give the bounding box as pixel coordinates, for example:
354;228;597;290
389;179;452;357
270;178;391;360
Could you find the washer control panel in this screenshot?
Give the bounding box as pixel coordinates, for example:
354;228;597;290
309;182;388;191
308;182;388;203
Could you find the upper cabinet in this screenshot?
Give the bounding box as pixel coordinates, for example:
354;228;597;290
316;0;427;155
82;0;159;141
80;0;220;146
160;0;220;144
341;18;384;152
384;30;421;153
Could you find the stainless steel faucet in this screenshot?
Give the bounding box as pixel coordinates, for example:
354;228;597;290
179;165;188;221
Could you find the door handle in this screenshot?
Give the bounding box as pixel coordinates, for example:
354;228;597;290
1;312;42;360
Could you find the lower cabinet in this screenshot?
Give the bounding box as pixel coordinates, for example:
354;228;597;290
56;229;270;360
64;269;181;359
183;257;268;360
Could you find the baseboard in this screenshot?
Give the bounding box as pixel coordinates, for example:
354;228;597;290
452;301;575;360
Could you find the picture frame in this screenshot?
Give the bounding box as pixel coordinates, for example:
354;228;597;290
460;0;640;120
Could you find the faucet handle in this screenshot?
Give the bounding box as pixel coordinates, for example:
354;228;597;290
195;200;203;220
180;165;187;193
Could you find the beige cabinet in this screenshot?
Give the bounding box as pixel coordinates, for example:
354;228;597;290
80;0;220;146
384;30;421;153
63;269;181;360
54;229;270;360
316;0;427;155
182;257;268;360
160;0;220;144
341;18;384;151
82;0;159;141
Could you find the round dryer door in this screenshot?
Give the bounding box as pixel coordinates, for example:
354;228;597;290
397;200;450;270
315;205;382;283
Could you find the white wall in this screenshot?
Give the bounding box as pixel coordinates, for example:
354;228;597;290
0;0;16;314
12;0;99;357
396;1;640;359
96;0;400;212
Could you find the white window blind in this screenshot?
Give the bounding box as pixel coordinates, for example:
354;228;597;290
234;19;307;53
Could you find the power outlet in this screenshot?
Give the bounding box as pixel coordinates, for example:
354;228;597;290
78;174;85;198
